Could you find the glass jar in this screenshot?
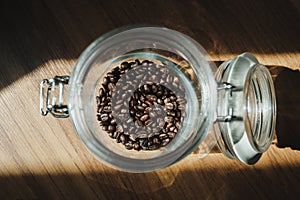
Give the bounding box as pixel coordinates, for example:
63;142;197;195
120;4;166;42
40;26;276;172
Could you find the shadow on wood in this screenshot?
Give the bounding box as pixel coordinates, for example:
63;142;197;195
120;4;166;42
273;67;300;150
1;164;300;199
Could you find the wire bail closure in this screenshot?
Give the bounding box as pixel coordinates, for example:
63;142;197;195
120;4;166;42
40;76;70;118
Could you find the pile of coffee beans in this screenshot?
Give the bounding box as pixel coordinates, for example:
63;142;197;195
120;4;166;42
96;59;186;151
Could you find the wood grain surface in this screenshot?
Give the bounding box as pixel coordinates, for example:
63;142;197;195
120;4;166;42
0;0;300;199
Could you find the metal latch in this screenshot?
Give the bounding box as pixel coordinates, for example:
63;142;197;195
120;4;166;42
40;76;70;118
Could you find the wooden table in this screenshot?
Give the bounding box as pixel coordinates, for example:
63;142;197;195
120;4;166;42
1;0;300;199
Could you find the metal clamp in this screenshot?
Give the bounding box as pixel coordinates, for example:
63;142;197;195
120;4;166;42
216;82;242;122
40;76;70;118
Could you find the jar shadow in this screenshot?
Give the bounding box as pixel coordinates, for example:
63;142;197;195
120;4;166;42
270;66;300;150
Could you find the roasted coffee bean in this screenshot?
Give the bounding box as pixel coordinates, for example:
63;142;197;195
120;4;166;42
167;111;176;117
161;138;170;146
99;88;105;97
133;143;140;150
120;62;130;70
137;132;148;139
103;77;109;85
120;134;127;144
145;100;152;107
146;94;157;102
165;116;174;123
125;142;133;150
102;126;108;131
178;104;185;111
120;108;127;114
149;112;157;119
137;105;144;111
169;95;176;101
135;112;142;118
110;77;116;83
107;125;115;132
136;120;143;127
110;118;116;125
103;106;112;113
152;137;160;144
148;144;160;150
116;125;123;133
169;126;176;132
139;139;148;148
129;134;137;141
168;132;176;138
140;115;149;122
145;107;151;112
145;119;152;126
175;122;182;129
165;103;174;110
159;133;168;140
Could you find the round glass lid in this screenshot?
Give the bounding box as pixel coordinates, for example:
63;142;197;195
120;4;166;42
215;53;276;164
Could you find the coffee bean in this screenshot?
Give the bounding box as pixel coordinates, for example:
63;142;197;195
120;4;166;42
111;118;116;124
152;137;160;144
139;139;148;148
140;114;149;122
149;112;157;119
120;108;127;114
107;125;115;132
102;126;108;131
165;103;174;110
159;133;168;140
161;138;170;146
168;132;176;138
125;142;133;150
169;95;177;101
145;119;152;126
167;111;176;117
145;100;152;107
110;77;117;83
137;105;144;111
175;122;182;129
99;88;105;97
141;103;148;108
160;67;169;74
112;131;120;139
129;134;137;141
120;134;127;144
120;62;130;70
133;143;140;150
103;77;109;85
100;114;109;122
148;144;160;150
178;104;185;110
145;107;151;112
146;94;157;101
136;74;144;79
156;91;163;98
103;106;112;113
165;116;174;123
137;132;148;139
